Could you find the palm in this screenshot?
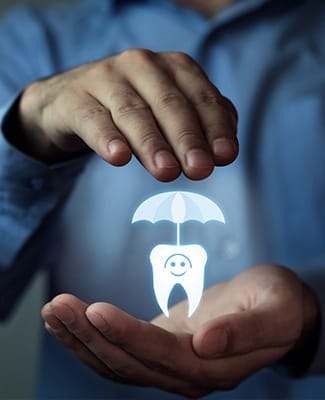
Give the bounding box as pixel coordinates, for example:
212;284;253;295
152;265;283;335
152;280;232;334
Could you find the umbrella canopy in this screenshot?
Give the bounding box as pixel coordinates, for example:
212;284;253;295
132;191;225;245
132;191;225;224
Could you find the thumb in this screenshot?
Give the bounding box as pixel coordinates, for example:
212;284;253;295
192;304;302;359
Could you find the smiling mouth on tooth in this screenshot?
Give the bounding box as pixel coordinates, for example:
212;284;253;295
170;271;186;277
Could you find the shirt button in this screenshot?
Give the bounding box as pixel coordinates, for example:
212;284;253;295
220;238;240;260
29;178;45;191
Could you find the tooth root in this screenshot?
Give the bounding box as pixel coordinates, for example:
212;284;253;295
183;279;204;317
150;245;175;317
152;262;176;318
153;280;174;318
150;244;207;318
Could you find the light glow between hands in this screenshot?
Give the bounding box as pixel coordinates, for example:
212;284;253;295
132;191;225;318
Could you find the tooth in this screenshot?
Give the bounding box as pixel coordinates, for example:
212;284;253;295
150;244;207;317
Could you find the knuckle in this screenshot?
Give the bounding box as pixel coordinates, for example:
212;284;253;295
23;81;42;104
204;122;227;136
79;106;108;122
114;99;150;118
194;89;223;107
120;48;154;64
175;129;201;148
155;91;186;110
91;60;115;78
139;131;162;149
168;51;195;68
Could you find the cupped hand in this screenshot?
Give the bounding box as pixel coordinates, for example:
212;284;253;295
41;265;318;398
17;50;238;181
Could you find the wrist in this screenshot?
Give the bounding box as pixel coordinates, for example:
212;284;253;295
274;283;320;377
4;84;79;164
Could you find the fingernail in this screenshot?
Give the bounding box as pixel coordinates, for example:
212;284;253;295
86;309;110;334
107;139;129;155
154;150;179;169
185;148;213;169
213;138;238;162
52;302;75;325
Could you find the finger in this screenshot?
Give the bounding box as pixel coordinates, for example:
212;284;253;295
41;302;117;381
58;92;133;166
86;303;291;393
86;302;196;378
116;49;215;180
88;61;181;181
46;301;276;394
91;77;181;181
51;296;201;395
193;303;301;359
49;295;153;384
169;52;238;165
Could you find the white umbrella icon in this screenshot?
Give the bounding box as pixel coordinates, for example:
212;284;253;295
132;191;225;245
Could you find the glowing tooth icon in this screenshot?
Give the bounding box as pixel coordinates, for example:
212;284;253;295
150;245;207;317
132;191;225;318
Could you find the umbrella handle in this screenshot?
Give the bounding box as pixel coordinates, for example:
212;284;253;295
177;223;180;246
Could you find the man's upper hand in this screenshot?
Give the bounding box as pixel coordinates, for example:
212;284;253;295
14;50;238;181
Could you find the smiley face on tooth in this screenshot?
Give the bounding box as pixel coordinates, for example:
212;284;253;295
165;254;192;277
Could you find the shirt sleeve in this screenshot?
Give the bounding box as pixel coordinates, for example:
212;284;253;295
0;7;89;319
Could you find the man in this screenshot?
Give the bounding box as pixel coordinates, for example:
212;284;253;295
0;0;324;398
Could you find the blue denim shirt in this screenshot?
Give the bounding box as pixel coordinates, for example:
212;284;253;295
0;0;324;398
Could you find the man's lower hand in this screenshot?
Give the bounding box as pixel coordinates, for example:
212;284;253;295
41;265;319;398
